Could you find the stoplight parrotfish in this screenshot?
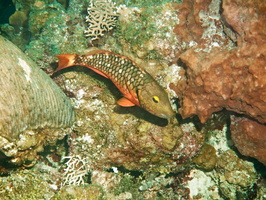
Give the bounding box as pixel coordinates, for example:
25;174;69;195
55;50;174;119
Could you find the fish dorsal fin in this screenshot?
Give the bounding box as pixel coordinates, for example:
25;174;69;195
117;97;136;107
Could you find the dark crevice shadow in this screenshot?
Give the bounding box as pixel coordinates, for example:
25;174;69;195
114;105;169;127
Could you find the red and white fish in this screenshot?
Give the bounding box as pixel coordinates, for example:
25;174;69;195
55;50;174;119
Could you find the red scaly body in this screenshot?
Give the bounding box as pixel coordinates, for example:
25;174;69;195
55;50;174;118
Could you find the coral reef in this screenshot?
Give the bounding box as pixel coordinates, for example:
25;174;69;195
170;0;266;124
230;115;266;166
0;0;266;199
0;36;74;165
60;70;204;173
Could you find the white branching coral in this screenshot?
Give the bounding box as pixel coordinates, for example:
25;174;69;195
62;155;89;186
85;0;120;40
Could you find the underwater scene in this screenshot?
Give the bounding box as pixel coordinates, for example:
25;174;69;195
0;0;266;199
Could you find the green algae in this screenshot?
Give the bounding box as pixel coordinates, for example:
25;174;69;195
52;184;104;200
117;6;163;46
114;4;174;61
113;0;181;7
1;1;88;66
113;173;141;198
26;2;87;67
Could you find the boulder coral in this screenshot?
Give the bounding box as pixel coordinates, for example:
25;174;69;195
0;36;74;165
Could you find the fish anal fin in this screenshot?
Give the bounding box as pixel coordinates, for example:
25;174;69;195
117;97;136;107
90;68;109;78
55;54;76;72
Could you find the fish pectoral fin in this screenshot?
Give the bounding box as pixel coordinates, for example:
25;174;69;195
117;97;136;107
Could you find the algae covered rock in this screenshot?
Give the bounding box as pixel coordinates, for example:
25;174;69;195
53;185;103;200
192;143;217;171
217;150;258;199
0;35;74;165
0;169;55;199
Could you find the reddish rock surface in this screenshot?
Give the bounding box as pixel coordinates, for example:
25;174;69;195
170;0;266;166
230;116;266;166
171;0;266;124
173;0;208;45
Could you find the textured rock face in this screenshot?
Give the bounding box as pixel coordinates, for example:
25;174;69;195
171;0;266;124
230;116;266;166
169;0;266;166
0;36;74;165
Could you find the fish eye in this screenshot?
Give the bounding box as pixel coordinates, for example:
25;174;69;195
152;96;160;103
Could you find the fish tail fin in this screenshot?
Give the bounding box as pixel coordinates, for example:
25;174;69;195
54;54;76;73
